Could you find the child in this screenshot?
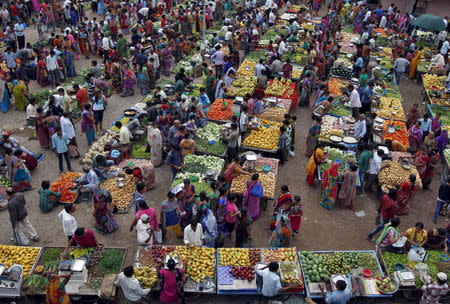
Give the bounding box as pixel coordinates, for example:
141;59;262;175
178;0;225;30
289;195;302;234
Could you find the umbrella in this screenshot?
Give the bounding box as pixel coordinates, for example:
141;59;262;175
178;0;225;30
412;14;446;32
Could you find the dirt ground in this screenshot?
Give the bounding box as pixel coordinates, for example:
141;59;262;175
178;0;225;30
0;8;445;304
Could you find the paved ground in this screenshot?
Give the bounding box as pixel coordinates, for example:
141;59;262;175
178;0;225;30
0;7;446;304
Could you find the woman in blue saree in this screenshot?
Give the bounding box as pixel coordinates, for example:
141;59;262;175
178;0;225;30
0;76;11;113
63;48;76;78
97;0;105;15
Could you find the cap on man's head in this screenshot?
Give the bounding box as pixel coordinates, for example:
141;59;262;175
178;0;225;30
438;272;447;281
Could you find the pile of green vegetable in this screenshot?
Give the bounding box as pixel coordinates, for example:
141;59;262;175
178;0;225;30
171;177;213;193
0;176;11;187
300;252;329;282
131;142;151;159
320;147;356;174
23;274;48;291
97;249;125;276
183;154;224;174
246;50;269;62
39;248;64;264
31;90;53;107
328;102;351;117
195;122;227;156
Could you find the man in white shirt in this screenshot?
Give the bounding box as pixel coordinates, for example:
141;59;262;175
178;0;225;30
101;34;110;63
365;149;385;192
58;204;77;240
114;121;132;145
354;114;367;140
239;105;249;134
348;84;361;118
138;7;149;20
363;10;371;22
14;19;26;50
379;15;387;28
264;0;274;9
269;9;276;26
26;98;37;126
257;262;293;297
46;50;60;88
115;266;151;303
60;113;76;146
278;39;288;56
183;218;204;247
255;59;266;77
148;50;160;79
225;27;233;41
360;31;369;44
440;40;449;56
387;4;394;15
393;56;410;85
156;86;167;100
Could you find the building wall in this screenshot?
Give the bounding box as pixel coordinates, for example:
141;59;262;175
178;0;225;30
380;0;450;17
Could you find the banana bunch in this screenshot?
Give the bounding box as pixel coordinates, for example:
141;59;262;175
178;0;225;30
264;78;292;97
376;97;405;120
423;74;446;90
237;60;256;77
228;76;257;97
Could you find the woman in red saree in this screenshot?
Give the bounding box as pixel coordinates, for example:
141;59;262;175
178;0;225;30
423;150;439;190
320;162;339;210
406;103;419;129
396;174;419;215
223;158;249;185
270;185;293;230
411;149;429;180
37;55;49;86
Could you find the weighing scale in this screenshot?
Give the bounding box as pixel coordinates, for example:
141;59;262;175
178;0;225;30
58;258;89;294
244;152;258;171
393;270;416;288
0;264;23;298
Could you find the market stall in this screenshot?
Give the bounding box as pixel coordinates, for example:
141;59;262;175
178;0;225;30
100;171;137;213
318;115;358;151
263;78;299;109
317;146;360;187
299;250;390;299
375;96;405;121
255;98;292;122
50;172;82;204
206;98;236;122
379;120;410;148
227;76;257;98
217;247;304;295
378;160;422;193
194;121;227;157
135;245;216;293
422;74;449;106
22;246;127;296
241;119;281;154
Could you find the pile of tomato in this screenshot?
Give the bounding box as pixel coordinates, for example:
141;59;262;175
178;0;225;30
383;121;410;147
207;98;234;121
51;172;82;203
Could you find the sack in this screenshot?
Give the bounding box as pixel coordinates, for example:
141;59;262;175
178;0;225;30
99;274;118;299
153;229;162;244
13;228;30;246
408;247;428;263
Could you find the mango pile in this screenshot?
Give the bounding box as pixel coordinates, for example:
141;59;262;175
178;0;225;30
423;74;446;90
0;245;40;276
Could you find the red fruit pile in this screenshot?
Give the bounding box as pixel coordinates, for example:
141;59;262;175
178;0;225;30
230;266;255;281
249;249;261;265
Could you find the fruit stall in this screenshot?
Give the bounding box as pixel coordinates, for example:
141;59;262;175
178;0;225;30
299;250;391;298
0;245;42;277
241;120;282;154
330;57;353;80
230;156;279;200
328;77;349;96
263;78;299;109
21;246;127;296
378;160;422;193
135;245;216;293
375;97;406;121
227;76;257;97
50;172;82;204
170;154;225;194
255;98;292;122
206;98;236;123
217;247;304;295
317;146;361;187
422;74;449;106
194;121;227;157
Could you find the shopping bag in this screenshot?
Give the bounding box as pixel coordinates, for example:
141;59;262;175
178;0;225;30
13;228;30;246
153;229;162;244
408;247;428;263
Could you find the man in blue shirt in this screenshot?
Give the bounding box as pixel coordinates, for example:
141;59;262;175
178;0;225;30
166;145;182;181
199;87;211;113
358;82;374;114
256;262;294;298
321;279;353;304
51;127;73;173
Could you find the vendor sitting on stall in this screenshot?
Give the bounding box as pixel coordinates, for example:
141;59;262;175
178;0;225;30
115;266;151;303
424;228;446;250
384;139;408;152
320;279;353;304
92;154;114;181
38;180;61;213
65;227;98;250
112;121;133;147
76;165;100;193
403;222;428;248
257;262;294;298
125;163;156;192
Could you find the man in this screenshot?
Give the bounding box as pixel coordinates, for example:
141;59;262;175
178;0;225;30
440;40;449;57
433;179;450;223
359;82;374;115
76;165;100;193
239;105;249;136
58;204;77;241
320;279;353;304
199;87;211;113
354;114;367;141
271;56;282;75
135;214;152;245
255;59;266;77
268;9;276;27
257;262;293;297
425;228;446;250
14;19;26;50
348;84;361;118
420;272;449;304
3;48;17;76
226;123;240;162
133;183;146;213
101;34;111;63
115;266;151;303
60;112;77;148
6;188;39;243
278;38;288;56
46;50;60;88
52;127;73;173
67;227;98;249
183;218;204;247
160;192;182;241
115;121;133;145
148;50;160;79
367;190;397;241
91;60;102;78
174;76;185;95
166;146;182;181
211;45;225;78
168;120;181;148
393;56;410;86
364;149;384;192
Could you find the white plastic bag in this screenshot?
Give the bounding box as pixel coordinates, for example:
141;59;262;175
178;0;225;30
153;229;162;244
13;228;29;246
408;247;428;263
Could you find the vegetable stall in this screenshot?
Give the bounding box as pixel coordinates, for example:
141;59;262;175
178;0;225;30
206;98;236;123
194;121;227;157
255;98;292;122
241;120;282;154
318;115;358;151
317;147;360;187
50;172;82;204
299;250;390;298
422;74;449;106
263;78;299;109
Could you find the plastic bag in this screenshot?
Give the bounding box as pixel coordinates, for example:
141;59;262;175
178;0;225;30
153;229;162;244
408;247;428;263
13;228;30;246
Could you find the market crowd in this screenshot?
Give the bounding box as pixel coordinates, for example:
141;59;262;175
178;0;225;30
1;0;450;302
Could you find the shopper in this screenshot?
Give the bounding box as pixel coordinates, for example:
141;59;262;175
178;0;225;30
6;188;39;244
51;127;73;173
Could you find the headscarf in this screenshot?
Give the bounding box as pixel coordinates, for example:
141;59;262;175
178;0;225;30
269;214;292;247
322;162;340;190
201;209;218;238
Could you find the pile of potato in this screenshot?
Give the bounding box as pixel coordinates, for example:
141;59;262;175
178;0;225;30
100;174;136;211
378;160;422;189
230;172;276;199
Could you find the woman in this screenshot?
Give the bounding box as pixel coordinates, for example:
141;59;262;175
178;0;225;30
121;64;136;97
161;45;174;77
0;72;11;113
375;217;401;251
306;144;327;186
159;258;185;304
423;133;436;152
270;185;293;230
81;104;95;145
320;161;340;210
44;109;60;139
423;150;439;190
92;90;107;134
36;55;49;87
12;79;29;111
225;193;240;239
396;174;419;215
38;180;61;213
46;274;71;304
269;215;292;248
92;188;119;233
179;134;196;155
36;107;50;148
409;49;424;79
435;130;448;156
147;121;163;166
408;121;423;152
97;0;105;15
5;148;32;192
243;173;263;220
431;113;442;136
205;69;216;103
106;62;123;93
305;117;321;157
139;162;156;191
223;158;249;185
406;103;419;129
179;179;195;229
299;72;312;107
412;149;429;180
62;47;76;78
137;64;149;96
338;163;358;210
147;61;156;90
201;208;218;247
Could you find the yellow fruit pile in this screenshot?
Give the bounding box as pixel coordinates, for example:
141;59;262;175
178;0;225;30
0;245;40;276
292;66;302;79
100;174;136;211
376;97;405;121
186;247;215;282
264;78;293;97
237;60;256;76
242;126;280;150
110;116;132;132
423;74;446;90
219;248;251;266
228;76;257;97
135;267;158;288
256;107;288;122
